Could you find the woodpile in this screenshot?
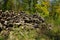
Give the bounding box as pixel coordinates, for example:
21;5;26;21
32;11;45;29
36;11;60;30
0;10;51;32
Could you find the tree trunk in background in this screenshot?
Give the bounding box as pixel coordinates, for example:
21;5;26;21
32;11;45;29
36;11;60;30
2;0;8;11
33;0;37;12
28;0;37;13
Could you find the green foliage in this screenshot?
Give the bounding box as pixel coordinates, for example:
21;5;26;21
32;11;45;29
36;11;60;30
0;36;4;40
36;4;49;17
